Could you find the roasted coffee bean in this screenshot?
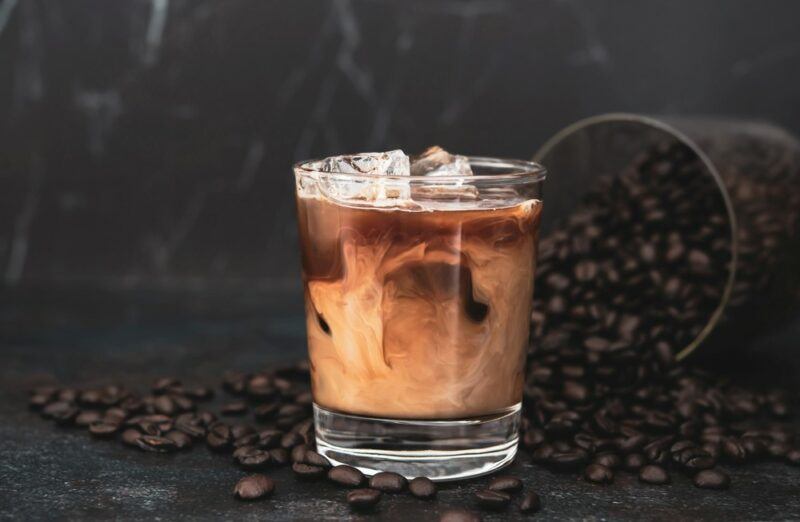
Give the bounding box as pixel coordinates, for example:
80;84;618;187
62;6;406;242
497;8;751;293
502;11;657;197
237;449;271;470
440;509;481;522
290;444;308;463
584;463;614;484
548;449;588;470
766;441;790;459
257;429;283;449
222;371;248;395
121;428;143;447
346;488;381;510
593;453;621;470
42;401;78;423
292;462;325;480
153;395;176;416
304;450;331;468
253;402;280;421
722;437;747;464
152;377;180;394
785;450;800;466
487;475;523;494
369;472;407;493
328;465;365;487
522;428;545;448
230;423;255;440
206;424;232;452
519;490;541;513
171;395;195;413
693;469;730;490
233;446;257;460
639;465;670;485
185;386;214;401
88;421;119;438
233;474;274;500
221;401;248;416
137;435;178;453
165;430;193;450
409;477;437;499
624;453;646;471
28;394;53;410
75;410;103;427
474;489;511;510
268;448;290;465
281;432;304;449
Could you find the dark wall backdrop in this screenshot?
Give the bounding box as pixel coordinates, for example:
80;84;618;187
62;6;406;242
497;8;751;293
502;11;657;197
2;0;800;289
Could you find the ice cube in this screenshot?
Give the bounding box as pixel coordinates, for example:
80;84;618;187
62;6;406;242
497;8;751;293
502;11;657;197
410;146;478;205
410;146;473;177
316;150;412;206
321;149;410;176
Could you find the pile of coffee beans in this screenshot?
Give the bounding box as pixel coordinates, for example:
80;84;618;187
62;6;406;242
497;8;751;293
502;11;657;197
29;365;539;519
524;141;799;490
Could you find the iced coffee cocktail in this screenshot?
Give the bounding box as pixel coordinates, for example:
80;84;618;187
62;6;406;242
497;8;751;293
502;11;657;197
293;148;545;480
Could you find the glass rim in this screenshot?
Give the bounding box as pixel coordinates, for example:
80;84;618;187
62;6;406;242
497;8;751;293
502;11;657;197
293;155;547;184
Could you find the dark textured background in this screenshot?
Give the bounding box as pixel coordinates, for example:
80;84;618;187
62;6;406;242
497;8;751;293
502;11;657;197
3;1;800;520
3;0;800;287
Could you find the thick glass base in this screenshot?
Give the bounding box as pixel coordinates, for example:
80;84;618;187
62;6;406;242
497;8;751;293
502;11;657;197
313;403;520;481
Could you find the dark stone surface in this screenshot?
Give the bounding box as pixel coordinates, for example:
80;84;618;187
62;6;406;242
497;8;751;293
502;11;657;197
2;285;800;520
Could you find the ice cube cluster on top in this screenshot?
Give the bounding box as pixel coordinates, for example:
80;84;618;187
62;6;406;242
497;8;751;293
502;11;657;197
299;147;476;207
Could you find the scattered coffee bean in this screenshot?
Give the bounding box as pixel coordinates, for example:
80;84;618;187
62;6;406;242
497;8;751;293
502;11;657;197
304;450;331;468
346;488;381;510
624;453;646;471
693;469;731;490
221;401;248;416
88;421;119;438
121;428;143;447
164;430;192;449
639;465;670;485
292;462;325;481
440;508;481;522
233;474;274;500
519;490;541;513
409;477;437;499
75;410;103;427
487;475;523;494
137;435;178;453
369;471;407;493
328;465;365;487
474;489;511;510
584;463;614;484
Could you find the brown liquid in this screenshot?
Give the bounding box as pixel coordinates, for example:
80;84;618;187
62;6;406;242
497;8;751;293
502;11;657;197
296;195;542;419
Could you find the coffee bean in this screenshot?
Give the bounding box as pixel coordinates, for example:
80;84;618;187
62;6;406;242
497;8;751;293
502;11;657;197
185;386;214;401
268;448;290;465
369;471;407;493
593;453;621;469
42;401;78;424
152;377;180;394
346;488;381;510
29;394;53;410
221;401;248;416
162;430;191;449
233;474;275;500
519;490;541;513
304;450;330;468
237;449;271;470
292;462;325;480
409;477;437;499
281;432;304;449
290;444;308;463
75;410;103;427
584;463;614;484
328;465;365;487
137;435;178;453
639;465;670;485
624;453;646;471
253;402;279;421
785;450;800;466
693;469;730;490
89;421;119;438
121;428;143;447
548;449;588;470
487;475;523;494
474;489;511;510
440;509;481;522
